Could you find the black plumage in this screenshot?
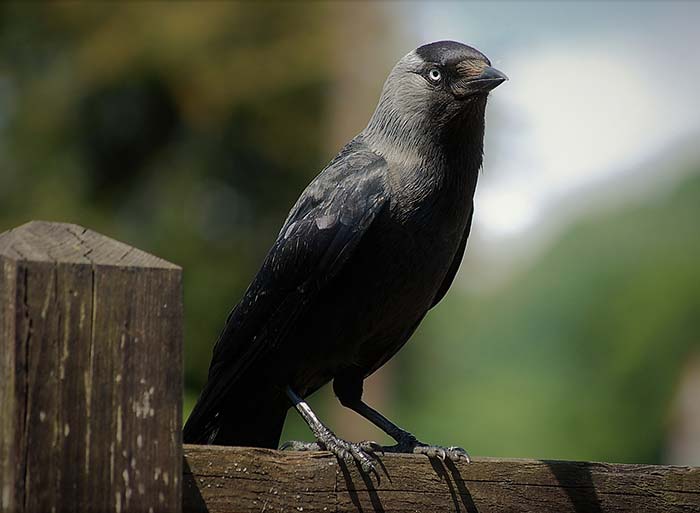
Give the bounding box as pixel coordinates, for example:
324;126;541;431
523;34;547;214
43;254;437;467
184;40;506;470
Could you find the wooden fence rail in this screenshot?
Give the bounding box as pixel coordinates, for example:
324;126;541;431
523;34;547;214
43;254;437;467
1;221;698;513
183;444;700;513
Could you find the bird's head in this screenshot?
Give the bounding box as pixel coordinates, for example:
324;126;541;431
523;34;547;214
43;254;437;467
365;41;506;155
411;40;506;100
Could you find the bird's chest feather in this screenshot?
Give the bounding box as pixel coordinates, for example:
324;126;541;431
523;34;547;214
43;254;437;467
390;163;472;256
351;166;473;320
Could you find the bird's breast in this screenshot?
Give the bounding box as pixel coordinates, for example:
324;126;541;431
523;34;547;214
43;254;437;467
286;163;476;391
356;176;472;316
390;163;473;244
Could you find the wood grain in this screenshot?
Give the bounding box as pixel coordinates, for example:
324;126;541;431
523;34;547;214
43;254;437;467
183;444;700;513
0;221;183;513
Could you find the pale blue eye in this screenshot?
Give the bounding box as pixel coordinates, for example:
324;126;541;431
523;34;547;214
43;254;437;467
428;69;442;82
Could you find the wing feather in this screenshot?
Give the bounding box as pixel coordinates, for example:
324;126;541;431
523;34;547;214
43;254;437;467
430;205;474;309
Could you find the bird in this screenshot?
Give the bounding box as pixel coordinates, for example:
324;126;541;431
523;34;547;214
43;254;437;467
183;40;506;472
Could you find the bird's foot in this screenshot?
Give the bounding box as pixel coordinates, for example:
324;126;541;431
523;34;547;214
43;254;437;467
371;434;470;463
280;431;377;473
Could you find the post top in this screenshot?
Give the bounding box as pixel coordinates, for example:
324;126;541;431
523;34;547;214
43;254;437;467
0;220;180;269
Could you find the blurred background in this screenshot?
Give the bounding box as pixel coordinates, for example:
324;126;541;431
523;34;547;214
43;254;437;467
1;1;698;465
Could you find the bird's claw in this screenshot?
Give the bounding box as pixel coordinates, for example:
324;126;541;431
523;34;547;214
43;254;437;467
412;444;470;463
357;440;383;452
280;434;377;473
372;436;470;463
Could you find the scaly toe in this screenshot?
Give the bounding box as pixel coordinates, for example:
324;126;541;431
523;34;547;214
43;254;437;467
279;440;323;451
316;432;376;473
347;443;376;473
357;440;382;453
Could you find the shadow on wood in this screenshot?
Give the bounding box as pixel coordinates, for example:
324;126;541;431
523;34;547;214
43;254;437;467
336;456;480;513
182;458;209;513
546;460;602;513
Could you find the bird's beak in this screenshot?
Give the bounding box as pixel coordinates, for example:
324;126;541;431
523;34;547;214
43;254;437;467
452;63;508;97
471;66;508;91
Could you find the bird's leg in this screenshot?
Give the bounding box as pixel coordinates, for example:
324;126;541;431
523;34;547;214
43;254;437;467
350;400;470;462
334;378;470;462
280;387;376;472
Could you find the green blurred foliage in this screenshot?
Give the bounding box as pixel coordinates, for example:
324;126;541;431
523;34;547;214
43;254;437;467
0;2;340;394
397;170;700;463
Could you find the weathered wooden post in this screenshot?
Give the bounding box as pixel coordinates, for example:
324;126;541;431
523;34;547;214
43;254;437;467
0;221;182;513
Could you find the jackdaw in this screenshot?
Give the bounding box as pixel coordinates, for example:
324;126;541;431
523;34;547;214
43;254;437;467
184;40;506;471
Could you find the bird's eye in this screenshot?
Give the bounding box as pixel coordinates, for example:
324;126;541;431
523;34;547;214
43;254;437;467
427;68;442;83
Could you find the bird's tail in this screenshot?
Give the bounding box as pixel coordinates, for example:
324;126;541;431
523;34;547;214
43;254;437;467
183;386;288;448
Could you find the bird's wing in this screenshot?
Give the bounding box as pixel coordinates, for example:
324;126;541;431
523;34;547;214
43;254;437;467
430;205;474;308
184;143;387;443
